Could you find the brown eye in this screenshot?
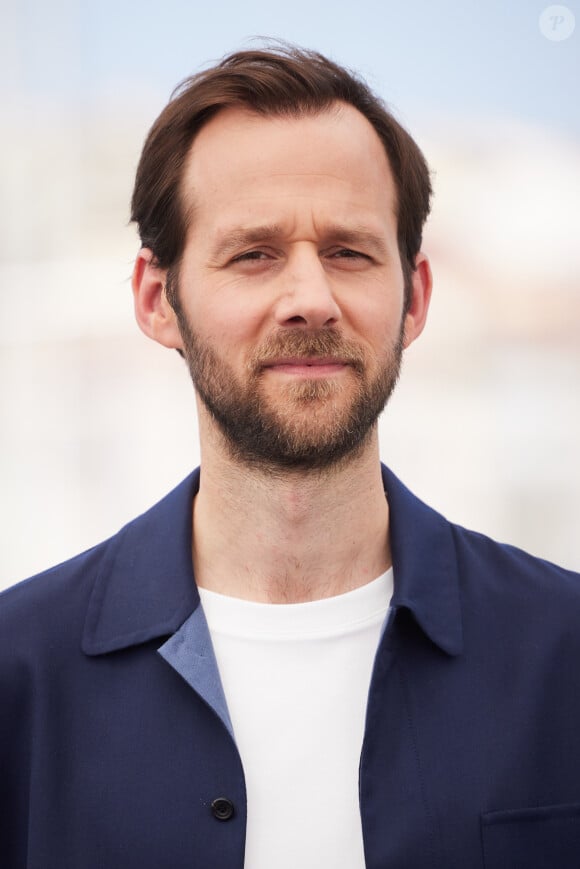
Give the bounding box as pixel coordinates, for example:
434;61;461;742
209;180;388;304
333;249;368;259
233;250;269;262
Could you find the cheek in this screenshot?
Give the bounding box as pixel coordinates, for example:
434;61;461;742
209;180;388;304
343;299;403;352
203;292;270;347
198;317;262;379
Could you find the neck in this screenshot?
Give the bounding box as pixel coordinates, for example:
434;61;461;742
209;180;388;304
191;425;391;604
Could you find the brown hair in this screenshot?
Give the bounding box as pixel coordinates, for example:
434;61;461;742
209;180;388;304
131;42;432;306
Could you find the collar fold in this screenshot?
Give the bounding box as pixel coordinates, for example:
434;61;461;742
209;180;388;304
82;465;463;658
82;470;201;656
382;465;463;656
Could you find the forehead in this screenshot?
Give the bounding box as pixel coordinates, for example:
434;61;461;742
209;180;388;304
183;101;396;193
180;102;398;237
188;99;389;155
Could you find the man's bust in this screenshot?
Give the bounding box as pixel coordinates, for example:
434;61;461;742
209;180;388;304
1;43;579;869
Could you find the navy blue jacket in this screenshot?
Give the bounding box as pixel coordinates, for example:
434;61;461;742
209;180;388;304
2;465;580;868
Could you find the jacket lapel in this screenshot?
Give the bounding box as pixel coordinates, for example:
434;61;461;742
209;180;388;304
382;465;463;656
82;469;202;656
81;464;462;733
81;467;234;736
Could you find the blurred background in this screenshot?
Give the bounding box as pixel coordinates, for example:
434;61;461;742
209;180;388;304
1;0;579;589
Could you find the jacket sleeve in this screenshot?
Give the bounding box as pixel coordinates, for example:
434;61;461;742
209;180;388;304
0;586;34;869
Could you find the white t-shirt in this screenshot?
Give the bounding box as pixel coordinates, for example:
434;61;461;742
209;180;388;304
198;569;393;869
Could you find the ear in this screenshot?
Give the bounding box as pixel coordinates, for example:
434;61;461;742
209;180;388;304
132;248;183;350
402;252;433;349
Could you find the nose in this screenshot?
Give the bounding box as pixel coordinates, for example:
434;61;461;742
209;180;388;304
273;248;342;329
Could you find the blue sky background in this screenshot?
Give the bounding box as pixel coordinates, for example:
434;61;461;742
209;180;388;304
5;0;579;138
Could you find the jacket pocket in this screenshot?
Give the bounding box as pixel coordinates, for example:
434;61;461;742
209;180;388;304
482;802;580;869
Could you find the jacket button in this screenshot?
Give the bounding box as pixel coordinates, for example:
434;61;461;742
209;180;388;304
211;797;235;821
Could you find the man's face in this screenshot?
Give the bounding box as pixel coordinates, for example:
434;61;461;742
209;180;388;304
169;103;417;472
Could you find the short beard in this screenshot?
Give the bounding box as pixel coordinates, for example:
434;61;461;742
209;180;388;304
168;275;405;475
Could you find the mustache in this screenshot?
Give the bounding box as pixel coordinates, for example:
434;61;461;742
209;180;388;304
249;330;366;373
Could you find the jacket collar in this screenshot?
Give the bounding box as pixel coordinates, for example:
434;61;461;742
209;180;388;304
82;470;202;656
381;465;463;656
83;464;463;657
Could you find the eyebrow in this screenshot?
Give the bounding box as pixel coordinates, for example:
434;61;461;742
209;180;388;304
209;223;390;261
209;225;284;260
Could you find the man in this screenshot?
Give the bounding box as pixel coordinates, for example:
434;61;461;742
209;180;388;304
1;44;580;869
